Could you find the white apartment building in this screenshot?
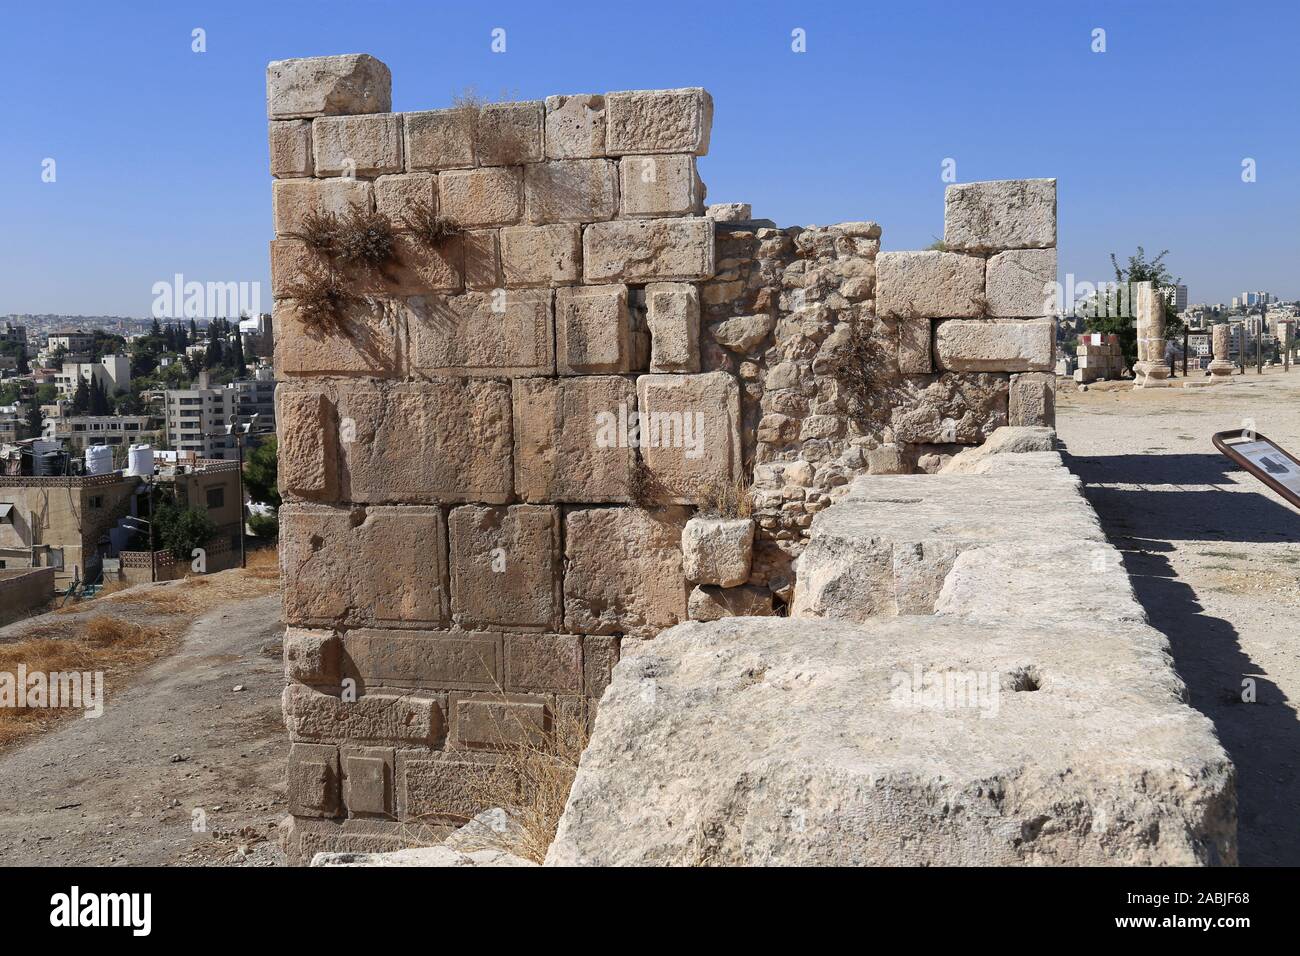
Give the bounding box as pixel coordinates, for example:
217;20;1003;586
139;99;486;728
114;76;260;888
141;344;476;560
164;383;237;459
55;354;131;398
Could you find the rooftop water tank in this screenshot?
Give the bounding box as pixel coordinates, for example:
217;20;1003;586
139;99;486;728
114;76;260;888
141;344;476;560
85;445;114;476
126;444;154;478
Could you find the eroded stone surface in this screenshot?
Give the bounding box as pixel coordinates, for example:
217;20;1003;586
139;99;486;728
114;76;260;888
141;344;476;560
267;54;391;119
944;178;1057;252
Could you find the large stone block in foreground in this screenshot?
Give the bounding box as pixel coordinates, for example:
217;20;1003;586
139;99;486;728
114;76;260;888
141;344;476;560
933;318;1056;372
605;88;713;156
875;251;984;318
944;178;1057;252
267;54;392;119
583;218;714;283
635;372;742;504
547;614;1235;866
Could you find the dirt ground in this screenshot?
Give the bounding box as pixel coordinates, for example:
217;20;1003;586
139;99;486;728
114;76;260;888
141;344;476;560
0;581;288;866
1058;369;1300;866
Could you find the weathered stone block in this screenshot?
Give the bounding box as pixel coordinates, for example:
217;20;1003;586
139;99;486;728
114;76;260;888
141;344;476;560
272;178;372;236
351;234;463;295
334;380;514;503
407;290;553;377
342;629;502;693
555;284;633;374
277;387;336;499
582;635;620;698
463;229;501;290
397;751;514;822
267;54;391;119
544;94;606;159
280;504;449;627
688;584;775;620
273;297;400;378
284;628;340;685
500;224;582;286
312;113;402;177
889;373;1009;445
898;316;933;373
875;251;985;318
986;248;1057;317
288;743;341;817
682;516;754;587
374;172;437;224
618;155;703;217
583;217;714;283
645;282;700;372
284;684;442;745
635;372;742;504
343;749;393;816
605;88;712;155
404;109;475;171
449;505;563;631
524;159;618;223
476;101;544;166
269;237;326;299
512;376;637;503
944;178;1057;252
1009;372;1057;428
269;120;313;178
453;693;549;749
934;319;1056;372
439;166;523;227
563;506;690;636
505;633;582;694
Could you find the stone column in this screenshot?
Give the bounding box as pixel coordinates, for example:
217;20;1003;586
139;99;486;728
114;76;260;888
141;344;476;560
1132;281;1169;387
1208;322;1235;382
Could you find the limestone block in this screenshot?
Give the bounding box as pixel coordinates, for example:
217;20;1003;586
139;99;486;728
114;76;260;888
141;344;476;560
500;224;582;287
397;751;513;822
335;380;514;503
875;251;985;318
688;584;775;621
605;88;713;155
375;172;437;224
351;234;463;296
267;54;391;119
280;504;449;628
583;635;620;698
934;319;1055;372
476;101;544;166
1009;372;1057;428
449;505;563;631
284;629;340;684
524;159;618;223
439;167;523;227
407;289;553;377
635;372;743;505
273;297;400;378
404;108;475;171
288;743;341;817
284;684;442;745
898;316;932;373
505;633;582;694
269;120;314;178
986;248;1057;317
277;387;336;499
512;376;637;503
707;313;773;355
944;178;1057;252
452;693;549;749
707;202;752;222
272;178;372;237
463;230;501;290
888;373;1008;445
618;155;703;217
645;282;700;372
555;284;633;374
583;217;715;283
312;113;402;177
544;94;606;159
563;506;690;637
343;749;394;816
342;629;502;693
269;238;324;299
681;517;754;587
939;426;1057;475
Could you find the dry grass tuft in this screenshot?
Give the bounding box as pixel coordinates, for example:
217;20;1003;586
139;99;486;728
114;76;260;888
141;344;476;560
698;475;753;519
402;198;461;248
301;209;343;256
284;267;354;336
335;203;396;269
244;547;280;581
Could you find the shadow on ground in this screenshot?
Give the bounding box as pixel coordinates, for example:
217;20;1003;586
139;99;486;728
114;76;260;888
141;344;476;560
1063;446;1300;866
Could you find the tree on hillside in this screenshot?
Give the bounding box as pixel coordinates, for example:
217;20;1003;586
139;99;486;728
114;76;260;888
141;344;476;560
25;399;42;439
230;330;247;377
243;437;280;508
71;377;90;415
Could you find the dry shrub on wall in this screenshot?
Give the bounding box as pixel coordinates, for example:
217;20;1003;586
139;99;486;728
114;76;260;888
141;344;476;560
335;203;396;271
698;475;753;519
283;267;354;337
833;314;889;418
451;86;529;164
402;198;462;248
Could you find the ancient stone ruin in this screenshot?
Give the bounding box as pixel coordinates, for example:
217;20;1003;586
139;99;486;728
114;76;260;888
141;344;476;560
268;53;1079;861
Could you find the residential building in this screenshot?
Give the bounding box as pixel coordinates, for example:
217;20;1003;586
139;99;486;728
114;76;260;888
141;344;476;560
163;377;237;459
49;414;163;451
0;323;27;350
55;354;131;398
1161;284;1188;311
45;329;95;354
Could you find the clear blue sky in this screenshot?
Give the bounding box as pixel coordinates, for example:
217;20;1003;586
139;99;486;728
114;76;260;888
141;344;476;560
1;0;1296;316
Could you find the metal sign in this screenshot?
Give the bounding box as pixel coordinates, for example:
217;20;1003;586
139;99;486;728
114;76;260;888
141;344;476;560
1213;430;1300;508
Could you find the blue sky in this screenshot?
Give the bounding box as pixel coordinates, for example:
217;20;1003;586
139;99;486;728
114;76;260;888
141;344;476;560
1;0;1296;316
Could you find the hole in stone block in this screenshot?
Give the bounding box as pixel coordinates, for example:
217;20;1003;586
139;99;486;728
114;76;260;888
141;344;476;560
1004;666;1042;692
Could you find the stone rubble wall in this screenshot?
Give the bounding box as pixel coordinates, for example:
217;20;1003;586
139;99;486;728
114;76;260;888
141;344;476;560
268;53;1058;861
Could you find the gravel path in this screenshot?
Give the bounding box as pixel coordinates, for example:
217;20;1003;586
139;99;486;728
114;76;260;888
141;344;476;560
1057;371;1300;866
0;592;287;866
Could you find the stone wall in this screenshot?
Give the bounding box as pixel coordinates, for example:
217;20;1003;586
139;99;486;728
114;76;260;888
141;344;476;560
267;53;1057;860
0;568;55;626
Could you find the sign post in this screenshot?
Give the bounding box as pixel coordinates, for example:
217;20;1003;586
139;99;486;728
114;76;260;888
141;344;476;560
1214;430;1300;510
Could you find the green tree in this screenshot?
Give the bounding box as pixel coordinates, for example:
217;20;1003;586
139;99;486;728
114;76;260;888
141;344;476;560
243;437;280;508
229;331;247;377
152;495;218;560
71;377;90;414
25;399;42;439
